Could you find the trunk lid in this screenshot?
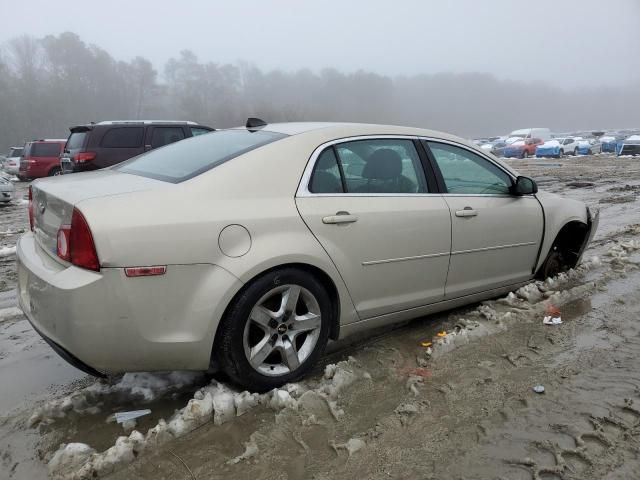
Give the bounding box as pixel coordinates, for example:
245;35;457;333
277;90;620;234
31;170;167;258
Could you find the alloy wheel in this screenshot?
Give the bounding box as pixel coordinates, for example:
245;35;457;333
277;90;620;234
242;284;322;376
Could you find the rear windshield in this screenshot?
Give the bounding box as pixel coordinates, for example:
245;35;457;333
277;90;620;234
8;147;23;157
66;131;88;150
24;143;62;157
116;129;287;183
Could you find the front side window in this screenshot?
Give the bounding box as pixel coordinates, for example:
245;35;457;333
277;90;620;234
101;127;144;148
117;129;286;183
309;138;428;194
150;127;185;149
427;142;512;195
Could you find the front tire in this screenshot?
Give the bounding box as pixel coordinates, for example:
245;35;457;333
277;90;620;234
217;268;331;392
537;245;568;279
48;167;62;176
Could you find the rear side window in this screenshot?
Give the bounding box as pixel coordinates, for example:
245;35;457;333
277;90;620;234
310;139;428;194
66;132;88;150
150;127;185;149
309;148;344;193
8;147;23;157
191;127;211;137
101;127;144;148
117;129;286;183
29;143;62;157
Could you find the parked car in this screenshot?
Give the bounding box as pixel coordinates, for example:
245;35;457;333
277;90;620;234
0;173;15;203
601;135;622;153
503;138;544;158
60;120;214;174
480;140;508;157
535;137;581;157
577;139;602;155
18;139;67;180
535;140;563;158
509;128;552;141
618;135;640;156
17;121;598;391
3;146;24;176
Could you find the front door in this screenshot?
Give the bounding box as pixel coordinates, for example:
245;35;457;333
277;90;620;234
425;141;544;298
296;138;452;320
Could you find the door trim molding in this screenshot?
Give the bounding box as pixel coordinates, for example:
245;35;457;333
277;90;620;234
362;251;449;266
452;241;537;256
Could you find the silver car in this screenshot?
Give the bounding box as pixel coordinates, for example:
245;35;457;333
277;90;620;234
3;146;23;176
16;122;598;391
0;174;15;203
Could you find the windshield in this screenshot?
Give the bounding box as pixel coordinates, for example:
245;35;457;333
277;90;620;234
117;129;287;183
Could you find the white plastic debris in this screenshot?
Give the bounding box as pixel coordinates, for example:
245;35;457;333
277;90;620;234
114;409;151;424
533;385;545;394
543;316;563;325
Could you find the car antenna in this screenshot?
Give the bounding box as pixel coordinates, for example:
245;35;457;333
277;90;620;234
246;117;267;129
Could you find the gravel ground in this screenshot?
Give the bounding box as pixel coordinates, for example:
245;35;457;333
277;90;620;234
1;154;639;480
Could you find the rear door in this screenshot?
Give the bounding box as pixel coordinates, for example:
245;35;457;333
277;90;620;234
145;126;187;151
296;137;451;320
95;126;145;168
424;140;543;298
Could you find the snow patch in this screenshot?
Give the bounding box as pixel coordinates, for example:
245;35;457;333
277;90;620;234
0;246;16;257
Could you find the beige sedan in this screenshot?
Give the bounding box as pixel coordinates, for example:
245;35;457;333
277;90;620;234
16;121;598;391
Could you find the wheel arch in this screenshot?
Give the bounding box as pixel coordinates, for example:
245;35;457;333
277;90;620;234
536;219;589;278
209;261;343;370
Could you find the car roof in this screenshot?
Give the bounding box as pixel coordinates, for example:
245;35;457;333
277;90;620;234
234;121;465;143
30;139;67;143
96;120;201;125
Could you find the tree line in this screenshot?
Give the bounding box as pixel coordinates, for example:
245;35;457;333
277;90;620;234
1;31;638;152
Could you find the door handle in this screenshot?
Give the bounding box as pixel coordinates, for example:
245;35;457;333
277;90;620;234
322;211;358;224
455;207;478;218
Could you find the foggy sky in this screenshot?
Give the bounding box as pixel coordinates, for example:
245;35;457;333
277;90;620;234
1;0;639;89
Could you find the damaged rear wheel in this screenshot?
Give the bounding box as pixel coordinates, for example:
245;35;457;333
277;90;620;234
217;268;331;392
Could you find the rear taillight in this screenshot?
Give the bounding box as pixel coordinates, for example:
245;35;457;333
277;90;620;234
56;208;100;271
28;186;34;231
74;152;96;163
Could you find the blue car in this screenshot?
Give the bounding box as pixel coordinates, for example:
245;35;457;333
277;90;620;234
535;140;563;158
576;139;602;155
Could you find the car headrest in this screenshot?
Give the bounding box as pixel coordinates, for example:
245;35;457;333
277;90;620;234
362;149;402;180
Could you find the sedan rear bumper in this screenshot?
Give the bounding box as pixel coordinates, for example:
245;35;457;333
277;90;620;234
16;233;243;374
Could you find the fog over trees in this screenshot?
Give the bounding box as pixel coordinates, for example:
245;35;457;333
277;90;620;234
1;32;638;150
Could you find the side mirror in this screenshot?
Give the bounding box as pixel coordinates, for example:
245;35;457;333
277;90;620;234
512;176;538;195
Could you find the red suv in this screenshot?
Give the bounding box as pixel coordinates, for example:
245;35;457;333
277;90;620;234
19;139;67;180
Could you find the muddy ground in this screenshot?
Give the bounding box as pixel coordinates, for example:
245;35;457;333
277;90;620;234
1;154;640;480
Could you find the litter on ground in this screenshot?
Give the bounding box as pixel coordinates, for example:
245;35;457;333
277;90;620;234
114;410;152;424
543;316;563;325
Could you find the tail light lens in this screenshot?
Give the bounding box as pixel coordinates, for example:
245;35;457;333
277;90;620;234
56;208;100;271
28;186;34;231
74;152;96;163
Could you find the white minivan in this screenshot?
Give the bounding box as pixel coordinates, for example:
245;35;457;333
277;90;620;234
510;128;552;141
